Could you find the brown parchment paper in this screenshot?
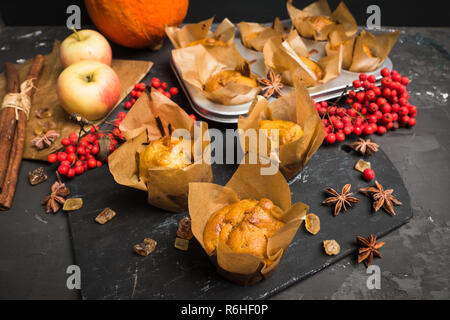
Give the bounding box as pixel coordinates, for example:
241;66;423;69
188;160;309;285
238;77;325;180
171;44;260;105
264;29;342;87
109;89;212;212
0;41;153;161
237;18;286;52
165;17;235;49
349;30;400;72
287;0;357;41
263;35;296;85
326;24;355;70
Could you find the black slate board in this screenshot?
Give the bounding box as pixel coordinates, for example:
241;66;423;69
67;142;412;300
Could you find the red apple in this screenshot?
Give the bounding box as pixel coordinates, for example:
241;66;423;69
57;60;120;121
60;29;112;68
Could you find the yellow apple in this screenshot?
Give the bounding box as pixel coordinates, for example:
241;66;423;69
60;29;112;68
57;60;120;121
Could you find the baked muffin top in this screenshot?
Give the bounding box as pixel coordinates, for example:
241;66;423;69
188;38;228;47
204;70;258;93
258;119;304;146
139;136;190;176
203;198;285;265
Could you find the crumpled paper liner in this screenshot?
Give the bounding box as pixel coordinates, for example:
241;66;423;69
165;17;235;49
264;29;342;87
171;44;260;105
287;0;357;41
0;41;152;161
109;89;212;212
349;30;400;72
238;78;325;180
237;18;285;52
189;160;309;285
326;25;355;70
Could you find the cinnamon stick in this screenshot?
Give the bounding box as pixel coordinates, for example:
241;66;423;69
0;63;20;189
0;55;45;210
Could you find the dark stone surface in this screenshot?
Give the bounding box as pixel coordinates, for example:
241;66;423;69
68;142;412;300
0;25;448;299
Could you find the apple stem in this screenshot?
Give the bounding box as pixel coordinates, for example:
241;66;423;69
85;74;94;82
72;27;81;41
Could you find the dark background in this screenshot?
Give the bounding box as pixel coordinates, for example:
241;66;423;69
0;0;447;27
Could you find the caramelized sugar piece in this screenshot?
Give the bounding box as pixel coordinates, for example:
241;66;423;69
177;217;193;240
28;167;48;186
95;208;116;224
134;238;157;256
323;240;340;255
305;213;320;235
354;159;371;173
174;237;189;251
62;198;83;211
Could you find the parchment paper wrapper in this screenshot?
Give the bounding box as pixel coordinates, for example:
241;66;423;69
189;160;309;285
172;44;260;105
238;78;325;180
326;25;355;70
287;0;357;41
237;18;285;52
264;29;342;87
109;89;212;212
0;41;152;161
165;17;235;49
349;30;400;72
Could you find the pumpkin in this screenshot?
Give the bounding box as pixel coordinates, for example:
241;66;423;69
85;0;189;49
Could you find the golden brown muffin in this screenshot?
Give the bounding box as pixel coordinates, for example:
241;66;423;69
204;70;258;93
188;38;227;47
139;136;190;178
303;15;334;32
299;56;324;80
203;198;285;265
258;119;304;146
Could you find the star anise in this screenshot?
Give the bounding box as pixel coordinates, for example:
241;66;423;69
42;173;70;213
350;138;379;156
31;130;60;150
357;234;385;267
322;184;360;216
257;69;284;98
360;180;402;216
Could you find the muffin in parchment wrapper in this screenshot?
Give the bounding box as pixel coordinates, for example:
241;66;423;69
237;17;286;52
171;44;261;105
349;29;400;72
238;77;325;180
165;17;235;49
325;24;355;70
108;89;212;212
264;29;343;87
188;160;309;285
287;0;357;41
